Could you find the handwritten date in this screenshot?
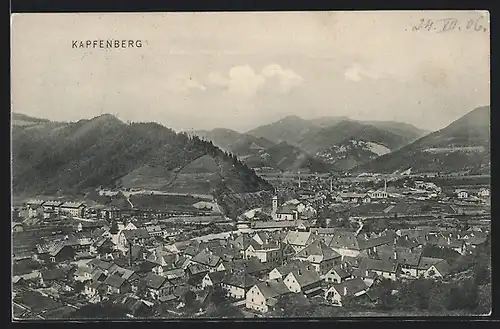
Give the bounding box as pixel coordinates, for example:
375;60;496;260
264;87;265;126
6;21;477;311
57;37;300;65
412;16;487;33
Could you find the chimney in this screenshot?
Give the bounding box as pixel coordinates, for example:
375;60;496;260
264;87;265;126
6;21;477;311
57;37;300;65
343;286;348;296
393;251;397;261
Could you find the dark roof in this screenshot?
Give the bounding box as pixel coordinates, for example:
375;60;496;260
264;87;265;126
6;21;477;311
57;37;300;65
122;229;150;240
255;278;291;299
41;268;66;281
288;268;322;288
88;259;113;270
187;263;209;275
104;275;126;288
332;277;368;298
328;265;351;279
357;233;395;250
417;257;447;270
144;272;169;290
295;240;341;262
222;272;257;289
206;270;228;284
329;231;359;250
433;260;452;276
191;248;221;267
359;258;399;273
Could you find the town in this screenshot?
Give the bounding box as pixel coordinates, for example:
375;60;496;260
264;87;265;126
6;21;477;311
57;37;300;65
12;173;491;319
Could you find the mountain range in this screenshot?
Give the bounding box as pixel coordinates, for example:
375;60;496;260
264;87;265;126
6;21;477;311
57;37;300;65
11;113;272;199
194;115;429;171
355;106;491;174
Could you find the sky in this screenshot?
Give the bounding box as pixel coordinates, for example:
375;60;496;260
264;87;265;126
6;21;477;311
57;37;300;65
11;11;490;133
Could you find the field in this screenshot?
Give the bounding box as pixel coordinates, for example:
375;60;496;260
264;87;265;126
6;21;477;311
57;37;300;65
129;193;219;213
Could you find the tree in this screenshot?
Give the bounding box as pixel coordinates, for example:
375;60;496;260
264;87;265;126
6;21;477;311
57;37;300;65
67;302;129;319
183;290;198;310
109;221;119;234
446;280;479;311
473;263;491;286
316;217;327;228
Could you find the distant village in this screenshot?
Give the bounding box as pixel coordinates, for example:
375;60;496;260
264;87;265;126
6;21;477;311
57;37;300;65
12;174;491;319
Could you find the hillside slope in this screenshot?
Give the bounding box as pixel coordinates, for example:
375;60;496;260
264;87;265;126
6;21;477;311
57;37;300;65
246;115;321;145
12;114;272;197
354;106;491;174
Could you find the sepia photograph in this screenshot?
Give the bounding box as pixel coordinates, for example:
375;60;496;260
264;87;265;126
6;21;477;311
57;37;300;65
10;11;490;320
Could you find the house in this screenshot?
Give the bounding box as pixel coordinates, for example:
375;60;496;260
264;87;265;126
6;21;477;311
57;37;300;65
186;263;210;287
275;204;299;221
143;272;174;300
87;259;115;275
59;202;86;217
336;192;367;203
201;270;228;289
40;268;68;287
328;231;361;258
144;225;163;237
245;278;292;313
283;265;323;297
42;201;63;214
455;189;469;199
417;257;451;278
225;257;275;279
284;231;316;253
358;258;400;280
221;272;258;300
47;244;76;263
24;201;45;219
190;248;223;272
368;189;388;199
118;229;150;249
103;274;132;295
251;243;283;264
324;264;352;284
112;294;152;317
477;188;490;198
84;281;106;302
293;240;342;276
395;251;422;278
268;260;310;281
12;223;24;232
324;277;368;306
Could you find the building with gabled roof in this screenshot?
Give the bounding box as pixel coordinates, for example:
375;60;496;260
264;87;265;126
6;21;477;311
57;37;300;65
324;277;368;306
417;257;451;278
293;240;342;276
143;272;173;300
324;264;353;284
284;230;315;253
201;270;228;289
222;271;258;300
283;266;323;298
103;274;131;295
357;258;400;281
190;248;223;272
245;278;292;313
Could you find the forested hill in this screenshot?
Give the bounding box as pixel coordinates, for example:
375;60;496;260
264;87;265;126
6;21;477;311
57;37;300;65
12;114;272;196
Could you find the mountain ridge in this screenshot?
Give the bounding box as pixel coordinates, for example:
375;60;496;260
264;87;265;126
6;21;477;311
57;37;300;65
12;114;273;200
353;105;490;174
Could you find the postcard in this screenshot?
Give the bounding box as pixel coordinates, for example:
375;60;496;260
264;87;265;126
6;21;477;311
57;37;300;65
11;11;490;320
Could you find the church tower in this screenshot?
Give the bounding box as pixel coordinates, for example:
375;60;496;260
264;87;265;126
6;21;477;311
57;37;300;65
271;195;278;220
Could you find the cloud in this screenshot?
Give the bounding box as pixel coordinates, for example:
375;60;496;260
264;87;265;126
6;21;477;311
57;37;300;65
262;63;304;93
206;64;303;97
344;63;381;82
